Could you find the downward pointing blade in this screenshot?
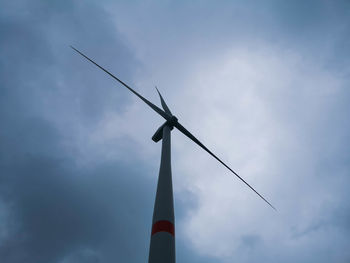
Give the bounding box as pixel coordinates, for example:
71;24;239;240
70;46;171;121
174;121;276;210
155;86;172;115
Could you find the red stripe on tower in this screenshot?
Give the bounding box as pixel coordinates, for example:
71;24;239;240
151;220;175;236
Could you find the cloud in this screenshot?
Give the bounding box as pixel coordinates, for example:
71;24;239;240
1;1;350;263
0;1;154;262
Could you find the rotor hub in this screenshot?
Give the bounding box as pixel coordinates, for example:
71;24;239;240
168;115;178;127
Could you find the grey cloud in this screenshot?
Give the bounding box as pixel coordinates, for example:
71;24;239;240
0;150;154;262
240;234;262;249
1;1;350;263
0;1;151;262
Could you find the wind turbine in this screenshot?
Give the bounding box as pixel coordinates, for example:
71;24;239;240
71;46;275;263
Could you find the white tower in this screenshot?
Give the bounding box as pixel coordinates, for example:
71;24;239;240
148;125;175;263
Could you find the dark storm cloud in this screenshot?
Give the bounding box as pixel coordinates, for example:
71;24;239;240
0;151;154;262
0;1;154;262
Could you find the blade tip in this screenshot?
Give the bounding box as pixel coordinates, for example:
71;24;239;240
155;86;160;94
269;204;277;211
70;45;79;53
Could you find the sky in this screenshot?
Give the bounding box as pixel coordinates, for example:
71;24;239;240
0;0;349;262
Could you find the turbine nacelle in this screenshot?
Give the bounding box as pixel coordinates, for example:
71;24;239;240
152;115;178;143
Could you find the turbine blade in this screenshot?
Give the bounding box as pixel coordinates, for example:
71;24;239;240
70;46;171;121
155;86;172;115
174;121;276;210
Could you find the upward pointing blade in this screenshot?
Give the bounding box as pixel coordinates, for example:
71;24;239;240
70;46;171;121
155;86;172;115
174;121;276;210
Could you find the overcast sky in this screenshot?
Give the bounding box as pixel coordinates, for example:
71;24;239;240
1;1;350;262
